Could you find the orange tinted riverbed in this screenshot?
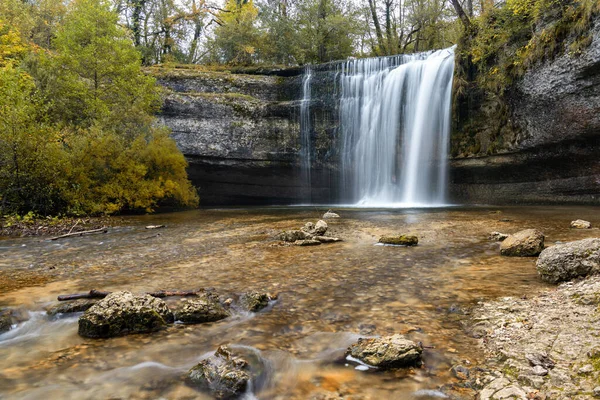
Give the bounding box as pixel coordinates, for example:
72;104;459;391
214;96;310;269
0;206;597;399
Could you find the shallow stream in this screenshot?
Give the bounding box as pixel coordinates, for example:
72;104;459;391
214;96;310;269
1;206;598;399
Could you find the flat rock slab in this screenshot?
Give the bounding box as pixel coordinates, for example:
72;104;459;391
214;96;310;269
571;219;592;229
78;291;173;338
346;334;422;369
294;239;321;246
536;238;600;283
500;229;544;257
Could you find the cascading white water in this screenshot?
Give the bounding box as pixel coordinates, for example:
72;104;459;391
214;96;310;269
300;66;312;201
338;47;455;206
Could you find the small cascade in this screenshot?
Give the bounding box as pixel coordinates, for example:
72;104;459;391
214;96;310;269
338;47;455;206
299;66;312;202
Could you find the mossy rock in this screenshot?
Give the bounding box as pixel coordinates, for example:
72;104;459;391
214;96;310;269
240;291;270;312
0;310;12;334
379;235;418;246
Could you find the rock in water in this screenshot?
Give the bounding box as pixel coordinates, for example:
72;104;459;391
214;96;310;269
47;299;98;316
571;219;592;229
500;229;545;257
314;236;342;243
314;220;328;235
536;238;600;283
379;235;418;246
323;210;340;219
78;291;174;338
489;232;509;241
174;293;230;323
240;291;270;312
0;310;12;333
276;230;310;242
301;220;328;236
294;239;321;246
346;334;422;369
188;345;250;399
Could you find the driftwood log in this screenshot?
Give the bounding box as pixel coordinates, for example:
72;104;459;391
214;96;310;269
57;289;203;301
50;226;108;241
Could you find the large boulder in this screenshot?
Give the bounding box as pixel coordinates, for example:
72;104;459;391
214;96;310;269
500;229;545;257
174;293;230;323
536;238;600;283
346;334;422;369
78;291;174;338
379;235;418;246
571;219;592;229
302;220;328;236
0;309;12;334
188;345;250;399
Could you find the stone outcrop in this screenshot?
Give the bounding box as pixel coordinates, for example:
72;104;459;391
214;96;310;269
346;335;422;369
173;293;230;323
500;229;544;257
536;238;600;283
78;291;174;338
187;345;251;399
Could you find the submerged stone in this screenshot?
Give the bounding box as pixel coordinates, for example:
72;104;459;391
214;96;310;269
47;299;98;316
379;235;418;246
78;291;173;338
188;345;250;399
239;291;270;312
346;334;422;369
174;293;230;323
500;229;544;257
536;238;600;283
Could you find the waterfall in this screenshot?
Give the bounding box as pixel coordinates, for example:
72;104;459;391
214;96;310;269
300;66;312;202
338;47;455;206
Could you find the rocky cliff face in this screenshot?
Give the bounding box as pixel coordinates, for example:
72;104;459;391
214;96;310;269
157;18;600;205
450;18;600;205
156;69;332;205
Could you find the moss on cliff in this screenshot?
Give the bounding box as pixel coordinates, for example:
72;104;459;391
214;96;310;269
453;0;600;157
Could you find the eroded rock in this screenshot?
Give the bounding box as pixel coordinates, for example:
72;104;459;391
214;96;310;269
240;291;270;312
78;291;173;338
536;238;600;283
174;293;230;323
378;235;418;246
571;219;592;229
346;334;422;369
47;299;98;316
500;229;545;257
276;230;310;242
302;220;328;236
314;236;341;243
188;345;250;399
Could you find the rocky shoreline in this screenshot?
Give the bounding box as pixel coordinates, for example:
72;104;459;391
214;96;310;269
0;216;117;237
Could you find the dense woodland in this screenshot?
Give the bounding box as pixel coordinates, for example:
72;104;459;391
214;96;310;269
0;0;598;216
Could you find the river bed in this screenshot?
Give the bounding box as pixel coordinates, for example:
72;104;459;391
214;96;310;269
0;206;598;399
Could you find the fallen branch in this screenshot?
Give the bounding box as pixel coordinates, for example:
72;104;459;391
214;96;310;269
50;226;108;241
67;219;81;235
58;289;203;301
